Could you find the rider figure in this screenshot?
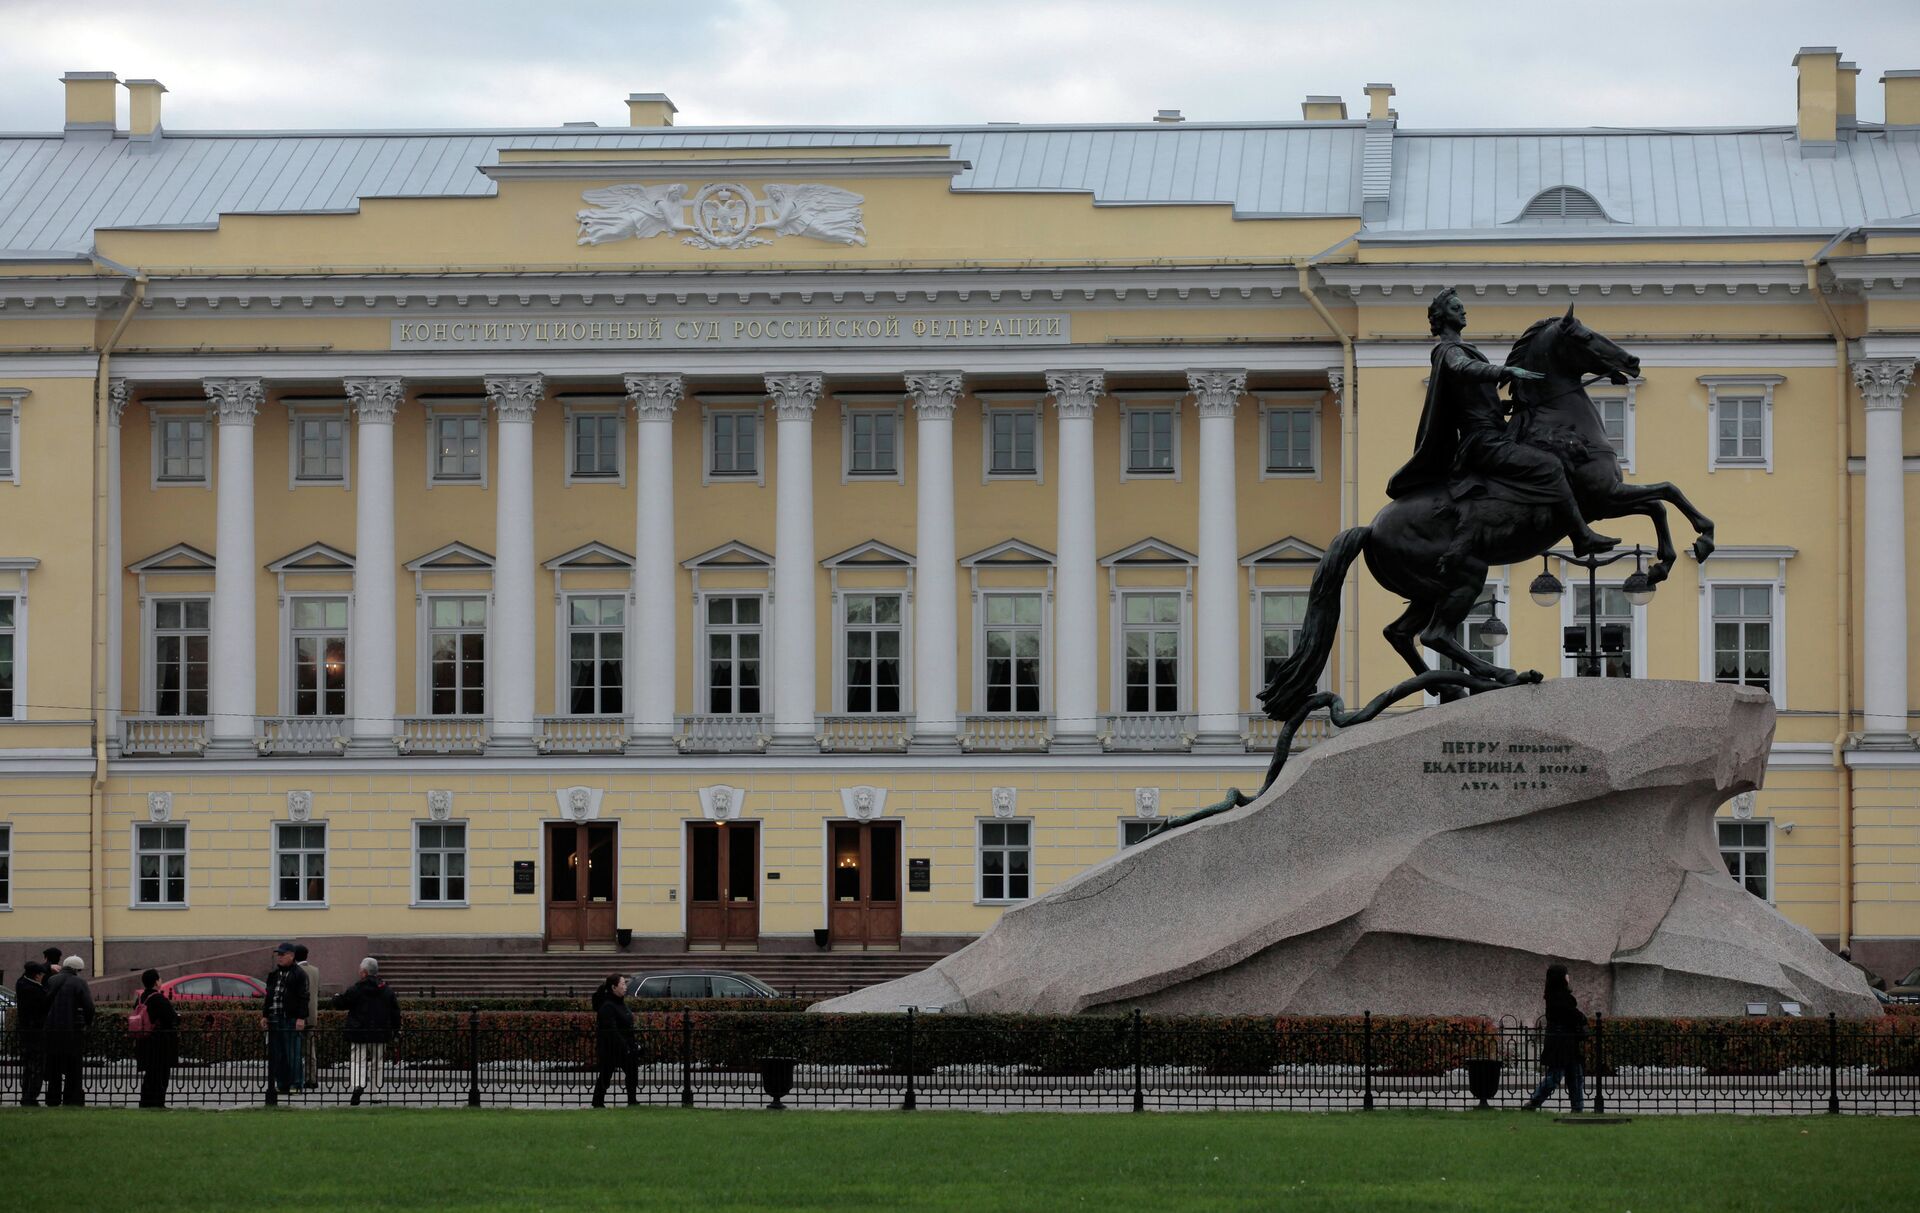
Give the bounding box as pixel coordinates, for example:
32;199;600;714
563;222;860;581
1386;287;1619;558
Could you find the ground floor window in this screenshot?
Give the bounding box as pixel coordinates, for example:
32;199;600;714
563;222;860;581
1120;820;1158;848
979;820;1031;902
415;822;467;905
135;823;187;906
274;822;328;905
1718;820;1770;900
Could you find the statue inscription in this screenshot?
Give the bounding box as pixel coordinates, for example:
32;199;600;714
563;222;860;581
1423;738;1588;791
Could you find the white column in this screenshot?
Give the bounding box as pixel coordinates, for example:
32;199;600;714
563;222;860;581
1046;370;1104;752
1190;369;1247;751
105;381;128;751
204;377;263;754
625;372;683;754
484;374;544;754
907;372;963;752
1855;358;1915;744
767;372;823;752
343;377;403;754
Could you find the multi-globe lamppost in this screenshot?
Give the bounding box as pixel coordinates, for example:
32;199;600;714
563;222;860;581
1492;546;1657;677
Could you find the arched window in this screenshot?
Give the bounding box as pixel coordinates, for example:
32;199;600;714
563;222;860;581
1514;186;1612;223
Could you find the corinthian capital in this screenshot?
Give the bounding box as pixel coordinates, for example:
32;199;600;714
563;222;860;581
1853;359;1914;412
764;372;823;421
1044;370;1105;419
203;377;264;424
483;374;545;422
108;379;130;426
1186;369;1247;419
624;373;683;421
904;371;964;419
343;376;406;424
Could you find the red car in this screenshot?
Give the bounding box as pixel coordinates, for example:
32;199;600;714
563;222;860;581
158;972;267;1002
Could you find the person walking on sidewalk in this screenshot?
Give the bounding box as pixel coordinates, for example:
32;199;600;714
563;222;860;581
133;969;181;1109
13;962;51;1106
43;956;94;1107
261;943;309;1095
332;957;402;1106
1523;964;1588;1112
591;974;638;1108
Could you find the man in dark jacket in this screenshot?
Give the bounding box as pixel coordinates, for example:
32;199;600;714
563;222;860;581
260;942;309;1095
1523;964;1588;1112
13;962;51;1106
591;974;637;1108
43;955;95;1106
330;957;401;1106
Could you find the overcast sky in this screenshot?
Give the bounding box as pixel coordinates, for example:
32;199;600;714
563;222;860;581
3;0;1918;132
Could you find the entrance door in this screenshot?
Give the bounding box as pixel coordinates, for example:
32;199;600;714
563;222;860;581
828;820;902;950
686;821;759;950
545;822;618;950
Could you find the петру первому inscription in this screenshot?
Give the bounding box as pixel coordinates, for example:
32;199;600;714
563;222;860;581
1423;739;1590;792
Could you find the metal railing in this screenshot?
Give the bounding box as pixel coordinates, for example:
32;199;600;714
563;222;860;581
1242;711;1337;752
959;714;1052;752
676;714;771;754
120;716;209;757
1102;713;1195;752
257;716;347;756
396;716;489;755
539;716;630;754
817;714;911;753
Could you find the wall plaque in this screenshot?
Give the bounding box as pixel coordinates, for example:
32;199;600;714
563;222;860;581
512;861;536;895
391;311;1068;352
908;858;931;893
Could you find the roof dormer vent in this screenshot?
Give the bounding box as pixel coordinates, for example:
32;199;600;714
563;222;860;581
1514;186;1613;224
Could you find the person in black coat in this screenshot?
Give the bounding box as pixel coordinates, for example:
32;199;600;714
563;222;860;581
13;962;51;1107
133;969;181;1109
43;956;94;1107
260;943;310;1094
591;974;637;1108
331;957;402;1106
1523;964;1588;1112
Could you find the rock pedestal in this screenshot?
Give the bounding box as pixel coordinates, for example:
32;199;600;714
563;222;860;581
817;680;1880;1019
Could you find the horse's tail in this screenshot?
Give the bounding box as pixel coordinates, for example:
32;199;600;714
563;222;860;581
1256;525;1369;721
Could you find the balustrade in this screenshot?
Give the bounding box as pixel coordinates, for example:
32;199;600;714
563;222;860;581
817;714;911;753
538;715;630;754
121;716;209;757
677;714;771;754
958;714;1052;753
257;716;347;756
1102;713;1195;753
397;716;490;755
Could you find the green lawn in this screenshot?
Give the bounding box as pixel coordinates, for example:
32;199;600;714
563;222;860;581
1;1109;1913;1212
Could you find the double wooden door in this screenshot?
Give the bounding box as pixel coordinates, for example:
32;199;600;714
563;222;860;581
828;821;901;949
686;821;759;949
545;822;617;950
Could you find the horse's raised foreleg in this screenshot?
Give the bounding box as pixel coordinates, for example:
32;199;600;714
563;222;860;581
1600;481;1716;563
1384;600;1433;682
1586;488;1679;584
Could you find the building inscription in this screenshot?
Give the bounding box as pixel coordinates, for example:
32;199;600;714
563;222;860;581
1423;738;1589;792
391;311;1070;351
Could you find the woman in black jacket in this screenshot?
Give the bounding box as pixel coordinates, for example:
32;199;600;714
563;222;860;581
331;957;403;1106
134;969;180;1109
1523;964;1588;1112
591;974;637;1108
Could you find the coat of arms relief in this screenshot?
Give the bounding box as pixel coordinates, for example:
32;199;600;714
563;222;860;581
577;182;867;249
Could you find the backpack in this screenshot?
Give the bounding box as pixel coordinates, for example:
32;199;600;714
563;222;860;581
128;992;154;1040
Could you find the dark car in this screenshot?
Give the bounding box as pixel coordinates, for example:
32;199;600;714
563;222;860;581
627;970;779;1000
159;972;267;1002
1890;966;1920;1003
0;984;13;1034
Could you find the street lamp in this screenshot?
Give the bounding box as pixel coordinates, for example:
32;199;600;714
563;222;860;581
1478;598;1509;642
1532;546;1657;678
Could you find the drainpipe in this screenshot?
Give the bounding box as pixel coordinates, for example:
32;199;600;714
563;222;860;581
89;255;147;975
1806;226;1856;951
1296;241;1359;701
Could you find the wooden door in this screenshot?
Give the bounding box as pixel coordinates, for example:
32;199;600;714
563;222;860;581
828;821;902;950
545;822;618;950
685;822;759;950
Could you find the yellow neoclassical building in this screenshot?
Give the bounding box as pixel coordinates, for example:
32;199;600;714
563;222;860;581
3;50;1920;984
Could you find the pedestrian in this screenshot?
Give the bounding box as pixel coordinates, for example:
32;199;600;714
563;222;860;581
293;944;322;1089
261;942;309;1095
43;955;94;1107
590;973;637;1108
133;969;180;1109
13;961;51;1106
1523;964;1588;1112
1839;947;1888;993
331;957;401;1106
41;946;62;973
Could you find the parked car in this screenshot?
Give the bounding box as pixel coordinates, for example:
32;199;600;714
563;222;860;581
1890;966;1920;1003
627;970;780;1000
0;984;13;1035
159;972;267;1002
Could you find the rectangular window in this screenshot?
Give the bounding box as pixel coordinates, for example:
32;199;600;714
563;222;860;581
433;415;484;481
135;823;187;907
568;595;625;715
1570;585;1633;679
153;598;210;717
705;595;763;715
571;413;621;480
983;593;1043;714
1122;592;1181;713
290;597;348;717
1711;585;1773;692
294;415;346;482
416;822;468;905
429;597;487;716
1259;591;1307;688
274;822;327;906
1121;820;1158;848
0;595;13;718
843;593;902;714
710;411;757;477
847;411;897;476
990;410;1037;476
0;406;13;480
0;822;10;907
1125;409;1175;474
1718;820;1770;900
1595;396;1630;463
979;820;1031;902
157;416;208;483
1265;408;1317;473
1715;396;1766;465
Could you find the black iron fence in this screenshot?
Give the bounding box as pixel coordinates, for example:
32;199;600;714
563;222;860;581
4;1010;1916;1113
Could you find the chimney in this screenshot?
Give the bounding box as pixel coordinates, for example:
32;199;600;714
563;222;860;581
1792;46;1840;157
1364;83;1396;122
1837;61;1859;129
627;93;677;128
1885;70;1920;126
126;78;167;140
1153;109;1184;124
61;71;118;133
1301;95;1347;121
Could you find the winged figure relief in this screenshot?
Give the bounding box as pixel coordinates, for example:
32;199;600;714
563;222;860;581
763;184;868;246
576;183;690;245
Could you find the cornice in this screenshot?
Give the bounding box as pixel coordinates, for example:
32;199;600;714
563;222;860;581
481;156;970;182
1315;260;1826;302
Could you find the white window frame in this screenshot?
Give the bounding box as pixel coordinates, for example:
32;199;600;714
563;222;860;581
144;595;211;717
420;593;491;718
1252;588;1310;702
838;396;905;484
1701;375;1781;474
1116;395;1182;483
1699;577;1787;708
131;821;189;909
978;394;1044;484
0;387;25;485
0;821;11;908
150;407;211;489
1557;567;1648;680
835;590;909;715
283;401;350;489
701;399;765;486
563;401;626;487
0;589;18;723
412;819;470;908
976;817;1034;905
1257;393;1324;481
1113;588;1189;715
1587;379;1639;473
271;819;330;909
978;590;1048;716
424;401;488;488
695;590;769;717
559;591;627;718
1717;816;1773;904
282;594;351;718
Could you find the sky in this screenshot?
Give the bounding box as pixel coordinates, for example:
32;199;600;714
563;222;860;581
2;0;1918;132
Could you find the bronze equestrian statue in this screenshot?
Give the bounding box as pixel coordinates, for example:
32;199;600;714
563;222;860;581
1153;291;1716;836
